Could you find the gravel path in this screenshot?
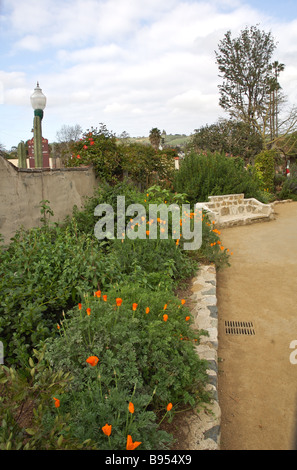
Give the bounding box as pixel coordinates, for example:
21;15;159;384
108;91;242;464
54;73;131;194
217;201;297;450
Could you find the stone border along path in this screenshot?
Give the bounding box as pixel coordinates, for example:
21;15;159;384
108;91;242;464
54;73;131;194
184;200;294;450
182;264;221;450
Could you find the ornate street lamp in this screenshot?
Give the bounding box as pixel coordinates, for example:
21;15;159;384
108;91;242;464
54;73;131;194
30;82;46;168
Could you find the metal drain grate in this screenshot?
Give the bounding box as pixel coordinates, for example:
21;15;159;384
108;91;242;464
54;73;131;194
225;320;255;336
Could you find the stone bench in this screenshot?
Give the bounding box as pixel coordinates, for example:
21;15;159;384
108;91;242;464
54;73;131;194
195;194;275;228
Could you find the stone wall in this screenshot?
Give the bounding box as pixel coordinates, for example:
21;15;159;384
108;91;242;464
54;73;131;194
0;156;98;244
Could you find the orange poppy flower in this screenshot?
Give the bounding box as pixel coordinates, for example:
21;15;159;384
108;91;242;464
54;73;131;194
116;298;123;307
95;290;101;298
167;403;173;411
163;304;167;310
86;356;99;367
185;316;190;321
53;397;60;408
86;308;91;316
132;303;138;311
163;314;168;322
102;423;112;436
78;303;82;310
128;402;135;414
181;299;186;305
145;307;150;314
103;295;107;302
126;435;141;450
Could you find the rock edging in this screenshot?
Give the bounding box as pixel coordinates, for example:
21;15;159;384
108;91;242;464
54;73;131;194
183;264;220;450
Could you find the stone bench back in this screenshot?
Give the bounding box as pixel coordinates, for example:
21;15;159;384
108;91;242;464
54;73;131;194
195;194;275;227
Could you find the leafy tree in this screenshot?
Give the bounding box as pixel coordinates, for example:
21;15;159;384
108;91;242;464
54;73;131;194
190;119;263;163
215;25;277;129
149;128;161;150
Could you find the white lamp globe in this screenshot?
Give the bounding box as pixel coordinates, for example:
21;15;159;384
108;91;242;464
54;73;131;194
30;82;46;110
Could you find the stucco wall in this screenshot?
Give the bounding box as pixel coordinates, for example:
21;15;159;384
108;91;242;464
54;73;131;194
0;156;98;244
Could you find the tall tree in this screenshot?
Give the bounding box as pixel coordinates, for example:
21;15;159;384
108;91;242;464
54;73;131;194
215;25;277;129
149;128;161;150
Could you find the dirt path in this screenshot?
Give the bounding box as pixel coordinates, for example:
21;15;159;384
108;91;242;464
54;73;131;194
217;201;297;450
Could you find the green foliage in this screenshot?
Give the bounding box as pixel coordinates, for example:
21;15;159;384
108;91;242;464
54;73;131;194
0;179;231;449
0;347;95;450
149;127;162;150
42;286;209;449
253;149;276;193
173;151;263;204
278;163;297;200
65;124;175;187
190;119;263;162
0;219;107;366
215;26;277;128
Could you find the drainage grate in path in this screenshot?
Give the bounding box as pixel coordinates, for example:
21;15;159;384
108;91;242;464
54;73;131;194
225;320;255;336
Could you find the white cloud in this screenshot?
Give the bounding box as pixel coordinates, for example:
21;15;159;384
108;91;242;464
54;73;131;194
1;0;297;149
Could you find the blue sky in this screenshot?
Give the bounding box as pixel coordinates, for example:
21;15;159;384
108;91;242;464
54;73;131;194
1;0;297;150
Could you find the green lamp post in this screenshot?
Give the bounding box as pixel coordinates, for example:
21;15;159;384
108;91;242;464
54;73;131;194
30;82;46;168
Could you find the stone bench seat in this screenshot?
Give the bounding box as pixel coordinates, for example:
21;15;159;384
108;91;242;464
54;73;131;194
195;194;275;228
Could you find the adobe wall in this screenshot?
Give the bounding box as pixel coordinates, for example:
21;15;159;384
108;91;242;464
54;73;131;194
0;156;98;244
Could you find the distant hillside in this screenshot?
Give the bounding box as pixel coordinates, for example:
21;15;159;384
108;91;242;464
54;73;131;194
117;134;191;149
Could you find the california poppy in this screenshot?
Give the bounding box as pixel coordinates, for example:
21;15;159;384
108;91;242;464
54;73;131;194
126;435;141;450
163;314;168;322
128;402;135;414
86;356;99;367
181;299;186;305
103;295;107;302
78;303;82;310
163;304;167;310
53;397;60;408
185;316;190;321
132;303;138;311
95;290;101;298
86;308;91;316
167;403;173;411
102;423;112;436
145;307;150;314
116;298;123;307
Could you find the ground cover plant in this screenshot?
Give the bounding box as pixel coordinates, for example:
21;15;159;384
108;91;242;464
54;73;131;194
0;181;230;450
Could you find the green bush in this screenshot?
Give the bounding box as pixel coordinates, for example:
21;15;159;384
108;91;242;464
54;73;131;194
174;151;263;204
253;149;276;193
41;286;209;450
66;125;175;187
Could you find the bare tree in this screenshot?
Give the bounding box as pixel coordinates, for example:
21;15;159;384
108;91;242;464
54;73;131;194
56;124;82;143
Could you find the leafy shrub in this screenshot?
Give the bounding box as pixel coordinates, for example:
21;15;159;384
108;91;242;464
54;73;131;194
278;166;297;200
174;151;263;204
0;348;95;450
0;221;107;366
65;125;175;187
253;149;276;193
42;286;209;450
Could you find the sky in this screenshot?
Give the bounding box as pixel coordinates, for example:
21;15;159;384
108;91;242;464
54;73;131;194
1;0;297;150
